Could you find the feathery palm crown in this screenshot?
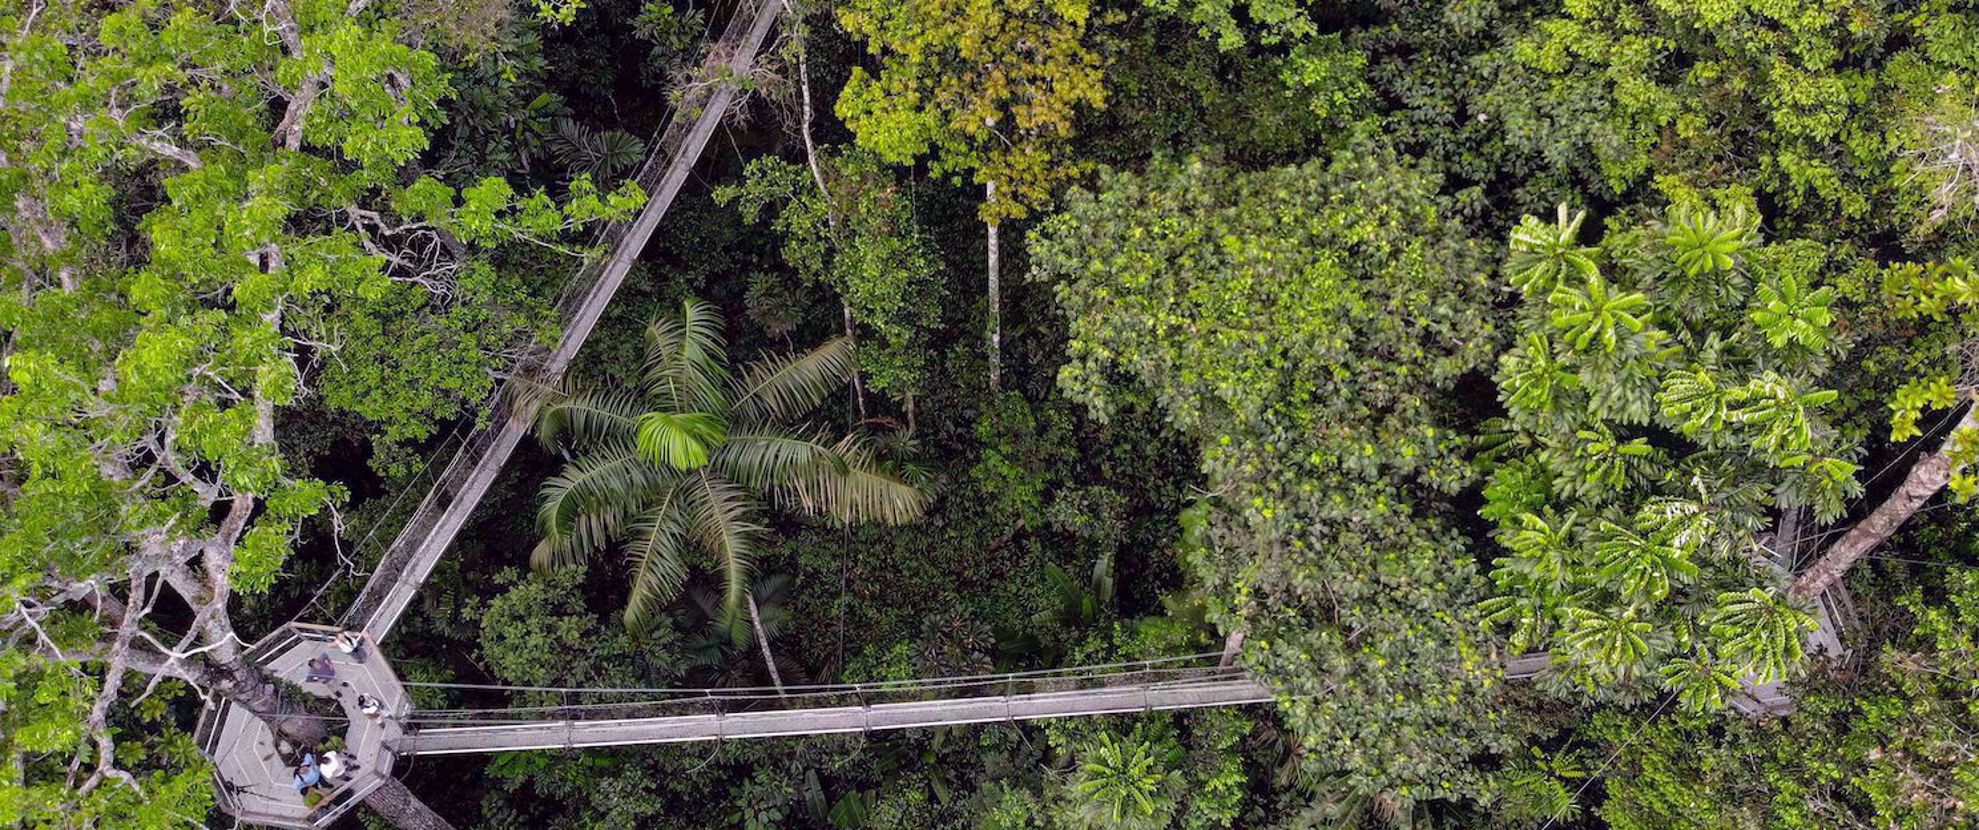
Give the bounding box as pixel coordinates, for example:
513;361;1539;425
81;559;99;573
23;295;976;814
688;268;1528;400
529;298;927;631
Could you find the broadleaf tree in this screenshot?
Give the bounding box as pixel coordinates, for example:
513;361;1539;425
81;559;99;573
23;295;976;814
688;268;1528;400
1478;201;1864;708
1032;149;1512;808
836;0;1107;388
0;1;637;825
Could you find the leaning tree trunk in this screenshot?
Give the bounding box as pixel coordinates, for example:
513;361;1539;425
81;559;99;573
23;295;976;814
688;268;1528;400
747;591;787;695
985;184;1001;392
1218;628;1247;668
364;775;457;830
1792;402;1979;600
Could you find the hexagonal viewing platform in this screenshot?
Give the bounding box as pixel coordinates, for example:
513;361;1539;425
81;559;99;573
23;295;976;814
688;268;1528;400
195;623;411;828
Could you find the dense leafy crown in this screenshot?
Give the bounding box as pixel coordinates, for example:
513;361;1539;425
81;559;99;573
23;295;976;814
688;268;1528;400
0;1;634;823
1481;202;1858;708
1035;150;1509;804
836;0;1107;222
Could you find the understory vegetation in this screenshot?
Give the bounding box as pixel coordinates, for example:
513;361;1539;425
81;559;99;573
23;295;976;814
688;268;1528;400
5;0;1979;828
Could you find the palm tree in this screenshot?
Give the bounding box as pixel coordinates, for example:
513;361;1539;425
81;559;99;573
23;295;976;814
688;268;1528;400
527;298;927;677
1067;731;1183;830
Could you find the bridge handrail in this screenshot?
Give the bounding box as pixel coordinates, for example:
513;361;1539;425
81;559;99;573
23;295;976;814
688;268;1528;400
399;650;1229;696
399;666;1251;725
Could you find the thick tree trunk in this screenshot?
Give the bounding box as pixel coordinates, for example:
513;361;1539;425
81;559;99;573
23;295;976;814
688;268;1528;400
1791;403;1979;600
205;654;331;745
985;192;1001;392
747;591;786;695
363;775;456;830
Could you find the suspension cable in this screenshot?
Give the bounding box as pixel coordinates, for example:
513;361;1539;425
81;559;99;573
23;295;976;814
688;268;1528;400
400;651;1228;696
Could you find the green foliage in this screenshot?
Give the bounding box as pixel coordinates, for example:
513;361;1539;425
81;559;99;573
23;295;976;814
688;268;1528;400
1144;0;1315;51
1481;203;1860;707
1595;569;1979;830
547;118;649;179
971;392;1079;528
1878;259;1979;457
716;152;941;396
319;260;555;453
532;0;587;26
1485;0;1979;219
837;0;1108;222
1507;206;1599;297
0;2;631;820
1066;729;1185;830
1034;148;1509;804
1752;271;1838;351
477;568;671;691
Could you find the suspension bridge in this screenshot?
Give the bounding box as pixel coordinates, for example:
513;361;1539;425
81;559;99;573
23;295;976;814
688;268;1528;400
192;0;1856;825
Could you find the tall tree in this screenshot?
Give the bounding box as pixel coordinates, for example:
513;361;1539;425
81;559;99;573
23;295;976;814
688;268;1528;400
0;1;634;825
1593;568;1979;830
1483;0;1979;224
528;298;928;686
716;151;941;413
835;0;1106;388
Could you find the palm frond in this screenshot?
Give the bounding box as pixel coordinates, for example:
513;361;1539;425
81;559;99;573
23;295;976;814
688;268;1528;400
546;118;649;179
714;429;845;490
632;411;727;470
732;335;856;426
682;471;765;611
643;298;730;413
620;508;692;634
530;380;648;450
773;433;928;526
532;444;677;571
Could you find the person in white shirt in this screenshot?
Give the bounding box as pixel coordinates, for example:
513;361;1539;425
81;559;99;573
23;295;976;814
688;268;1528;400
332;630;367;661
318;750;347;780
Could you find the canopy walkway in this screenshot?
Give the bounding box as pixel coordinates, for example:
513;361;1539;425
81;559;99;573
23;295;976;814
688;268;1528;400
391;658;1271;755
398;678;1272;754
192;0;1862;824
341;0;782;643
199;643;1277;828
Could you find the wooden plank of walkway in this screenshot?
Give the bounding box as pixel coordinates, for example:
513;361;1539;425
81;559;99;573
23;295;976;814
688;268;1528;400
395;679;1277;755
345;0;783;642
